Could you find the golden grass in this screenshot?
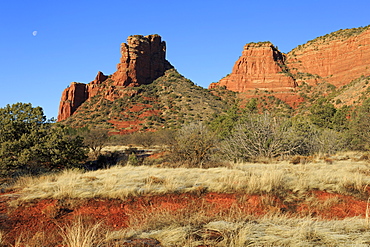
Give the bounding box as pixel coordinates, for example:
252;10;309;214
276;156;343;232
58;216;105;247
105;215;370;246
11;158;370;203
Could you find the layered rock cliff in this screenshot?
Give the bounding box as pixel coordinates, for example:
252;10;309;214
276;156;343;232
58;34;172;121
58;26;370;126
210;25;370;106
286;26;370;87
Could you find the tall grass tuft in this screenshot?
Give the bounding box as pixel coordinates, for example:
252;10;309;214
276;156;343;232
59;217;105;247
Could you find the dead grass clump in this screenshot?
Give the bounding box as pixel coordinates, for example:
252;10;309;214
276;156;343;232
324;157;334;164
9;157;370;206
359;154;369;161
145;176;166;185
3;231;53;247
290;156;314;164
59;216;106;247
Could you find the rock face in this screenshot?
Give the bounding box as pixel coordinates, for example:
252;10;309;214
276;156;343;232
286;27;370;87
210;42;297;92
58;82;88;122
210;26;370;105
58;34;172;121
111;34;172;86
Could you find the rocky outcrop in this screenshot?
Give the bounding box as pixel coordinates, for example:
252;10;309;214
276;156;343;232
58;34;172;121
91;71;108;85
58;82;88;122
209;42;297;92
111;34;172;86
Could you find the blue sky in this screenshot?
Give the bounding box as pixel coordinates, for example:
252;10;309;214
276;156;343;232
1;0;369;119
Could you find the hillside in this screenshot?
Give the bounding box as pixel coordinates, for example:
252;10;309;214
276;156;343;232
62;69;233;134
286;25;370;87
58;34;233;133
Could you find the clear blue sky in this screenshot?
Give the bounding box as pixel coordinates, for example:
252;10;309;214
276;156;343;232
1;0;369;119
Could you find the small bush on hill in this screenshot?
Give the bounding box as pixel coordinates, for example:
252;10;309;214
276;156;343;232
79;128;110;159
348;99;370;150
168;122;218;168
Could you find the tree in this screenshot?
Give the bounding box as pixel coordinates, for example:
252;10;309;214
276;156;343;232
348;99;370;150
309;99;336;128
331;105;350;131
209;105;240;139
80;128;110;159
0;103;87;176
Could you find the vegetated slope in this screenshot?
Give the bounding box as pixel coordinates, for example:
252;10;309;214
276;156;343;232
292;75;370;113
331;75;370;107
62;69;232;134
58;34;234;133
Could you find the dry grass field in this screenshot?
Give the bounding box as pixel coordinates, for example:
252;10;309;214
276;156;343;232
2;152;370;246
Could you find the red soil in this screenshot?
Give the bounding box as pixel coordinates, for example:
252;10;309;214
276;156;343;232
0;191;368;246
139;109;161;118
128;104;152;113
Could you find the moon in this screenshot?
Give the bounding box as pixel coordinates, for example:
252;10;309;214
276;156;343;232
32;31;37;36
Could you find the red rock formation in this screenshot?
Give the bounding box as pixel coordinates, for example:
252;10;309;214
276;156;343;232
58;34;172;121
57;82;88;121
111;34;172;86
286;28;370;87
210;42;297;92
58;71;108;121
91;71;108;85
210;26;370;107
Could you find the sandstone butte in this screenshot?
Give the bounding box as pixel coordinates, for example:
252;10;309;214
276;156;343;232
57;34;172;122
209;42;297;92
210;26;370;105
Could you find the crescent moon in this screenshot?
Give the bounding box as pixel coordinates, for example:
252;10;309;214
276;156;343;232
32;31;37;36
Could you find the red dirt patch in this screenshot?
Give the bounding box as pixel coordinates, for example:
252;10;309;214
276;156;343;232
108;120;145;134
139;109;161;118
0;191;368;246
297;191;368;219
129;104;152;113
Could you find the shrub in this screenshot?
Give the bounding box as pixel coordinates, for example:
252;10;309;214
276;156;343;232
221;113;341;161
80;128;110;159
348;99;370;150
221;113;297;161
169;122;218;167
